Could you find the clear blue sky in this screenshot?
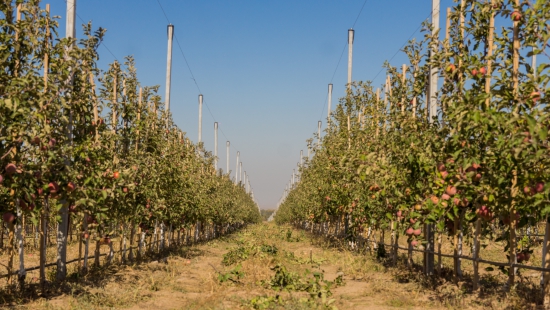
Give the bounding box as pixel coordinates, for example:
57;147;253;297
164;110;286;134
45;0;457;209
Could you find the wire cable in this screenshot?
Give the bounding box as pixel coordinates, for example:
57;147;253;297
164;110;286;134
155;0;244;176
317;0;368;122
62;0;119;62
371;2;440;83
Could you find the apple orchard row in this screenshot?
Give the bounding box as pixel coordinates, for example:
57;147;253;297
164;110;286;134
275;0;550;288
0;1;261;284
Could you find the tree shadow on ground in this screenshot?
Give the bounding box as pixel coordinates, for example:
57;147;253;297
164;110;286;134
0;229;242;307
305;227;542;310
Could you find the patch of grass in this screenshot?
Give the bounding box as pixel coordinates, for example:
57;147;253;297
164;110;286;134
385;295;415;308
217;264;245;284
261;244;278;255
222;244;252;266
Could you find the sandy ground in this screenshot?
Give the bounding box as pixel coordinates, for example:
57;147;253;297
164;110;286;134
1;223;541;309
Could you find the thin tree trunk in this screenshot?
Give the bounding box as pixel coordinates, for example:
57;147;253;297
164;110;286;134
39;206;47;292
15;205;26;288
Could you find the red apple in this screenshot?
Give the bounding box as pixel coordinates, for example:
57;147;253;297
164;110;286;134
66;182;75;192
503;213;520;225
441;193;451;201
3;212;15;223
445;186;457;196
440;171;449;179
48;138;56;148
437;163;446;172
406;227;414;236
530;91;541;103
69;205;77;213
48;182;59;193
113;171;120;179
5;163;17;176
516;252;525;263
472;68;478;76
479;67;487;75
511;11;521;22
446;63;456;73
0;175;3;183
123;187;128;193
535;182;545;193
409;218;416;224
411;240;418;247
523;186;531;195
396;210;402;217
453;198;461;206
413;228;422;236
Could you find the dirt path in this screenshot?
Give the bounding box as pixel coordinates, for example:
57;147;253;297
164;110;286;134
23;224;529;309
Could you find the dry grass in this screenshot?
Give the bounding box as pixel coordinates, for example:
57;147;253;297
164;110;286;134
0;223;543;309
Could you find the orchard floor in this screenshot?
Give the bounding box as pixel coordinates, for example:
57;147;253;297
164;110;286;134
9;223;540;309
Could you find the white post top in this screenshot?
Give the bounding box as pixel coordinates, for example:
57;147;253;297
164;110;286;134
167;24;174;37
198;94;203;143
348;28;354;44
66;0;76;39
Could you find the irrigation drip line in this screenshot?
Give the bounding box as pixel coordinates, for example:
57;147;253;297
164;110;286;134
304;228;550;273
365;238;549;272
0;224;246;279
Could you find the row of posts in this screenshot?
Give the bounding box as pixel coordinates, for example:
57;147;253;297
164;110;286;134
276;0;442;273
52;0;256;280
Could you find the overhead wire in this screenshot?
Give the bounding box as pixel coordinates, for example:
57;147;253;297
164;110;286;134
304;2;439;202
370;4;439;84
61;0;119;62
57;0;250;187
155;0;248;180
316;0;368;123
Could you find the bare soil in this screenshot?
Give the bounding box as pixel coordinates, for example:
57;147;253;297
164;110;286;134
2;223;542;309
